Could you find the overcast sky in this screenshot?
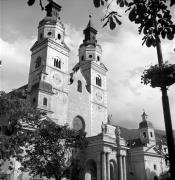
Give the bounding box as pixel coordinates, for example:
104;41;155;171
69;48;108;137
0;0;175;130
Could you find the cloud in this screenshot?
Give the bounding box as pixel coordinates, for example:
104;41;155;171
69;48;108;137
99;19;175;130
1;19;175;131
0;36;35;91
0;23;83;91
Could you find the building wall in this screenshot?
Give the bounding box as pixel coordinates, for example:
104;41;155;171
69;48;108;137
129;153;145;180
128;146;169;180
144;155;168;180
67;69;91;135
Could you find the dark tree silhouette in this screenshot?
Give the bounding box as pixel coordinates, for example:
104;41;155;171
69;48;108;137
0;91;87;180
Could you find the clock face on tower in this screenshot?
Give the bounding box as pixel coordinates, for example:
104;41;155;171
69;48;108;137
95;89;103;103
51;72;63;87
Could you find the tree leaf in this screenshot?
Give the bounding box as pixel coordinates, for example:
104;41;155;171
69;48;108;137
103;19;109;28
93;0;101;8
129;7;136;22
170;0;175;6
109;17;116;30
167;33;174;40
113;15;122;25
146;37;152;47
27;0;36;6
161;30;166;39
101;0;104;6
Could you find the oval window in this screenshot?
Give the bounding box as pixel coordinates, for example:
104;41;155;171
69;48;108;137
48;32;52;36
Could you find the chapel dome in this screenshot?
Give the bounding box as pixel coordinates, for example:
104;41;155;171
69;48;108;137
139;121;154;129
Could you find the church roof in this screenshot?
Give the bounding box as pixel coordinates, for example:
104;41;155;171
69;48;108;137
31;81;54;94
45;0;62;10
100;62;108;71
86;18;97;31
139;111;154;129
83;16;97;34
126;138;145;148
139;120;154;129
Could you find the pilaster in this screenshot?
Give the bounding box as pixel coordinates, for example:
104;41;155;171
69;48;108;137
106;152;110;180
118;155;124;180
101;152;107;180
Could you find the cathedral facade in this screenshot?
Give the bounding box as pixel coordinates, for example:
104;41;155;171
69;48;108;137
0;1;169;180
27;2;128;179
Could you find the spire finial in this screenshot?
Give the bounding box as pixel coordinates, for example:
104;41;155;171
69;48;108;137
88;9;92;19
142;109;148;121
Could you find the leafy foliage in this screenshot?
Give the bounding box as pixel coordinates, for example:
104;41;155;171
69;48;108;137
141;62;175;88
27;0;51;10
27;0;175;47
0;89;45;167
128;0;175;47
93;0;175;47
0;91;87;180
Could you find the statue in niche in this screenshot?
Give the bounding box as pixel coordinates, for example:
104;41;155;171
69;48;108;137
142;110;148;121
115;126;121;138
101;121;105;134
107;114;112;124
101;121;107;134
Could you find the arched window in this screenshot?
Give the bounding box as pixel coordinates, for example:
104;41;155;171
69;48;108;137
154;164;157;170
96;75;101;87
73;116;85;131
43;97;47;106
154;176;158;180
54;58;61;69
58;60;61;68
32;97;36;105
97;56;100;61
150;132;153;137
57;34;61;40
85;159;97;180
77;80;82;92
40;33;43;40
143;132;146;138
110;160;117;180
35;56;41;68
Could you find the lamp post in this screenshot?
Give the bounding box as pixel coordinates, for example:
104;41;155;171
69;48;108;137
154;18;175;179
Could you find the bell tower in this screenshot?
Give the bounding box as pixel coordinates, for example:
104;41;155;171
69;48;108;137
28;1;70;125
139;111;156;146
78;16;108;136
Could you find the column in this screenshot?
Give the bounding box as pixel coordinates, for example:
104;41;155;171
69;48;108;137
123;156;126;180
118;155;123;180
106;153;110;180
97;153;101;180
101;152;107;180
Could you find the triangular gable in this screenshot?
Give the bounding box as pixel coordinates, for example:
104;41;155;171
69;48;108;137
144;145;165;156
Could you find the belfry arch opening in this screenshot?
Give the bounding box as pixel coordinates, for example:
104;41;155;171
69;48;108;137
96;75;101;87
